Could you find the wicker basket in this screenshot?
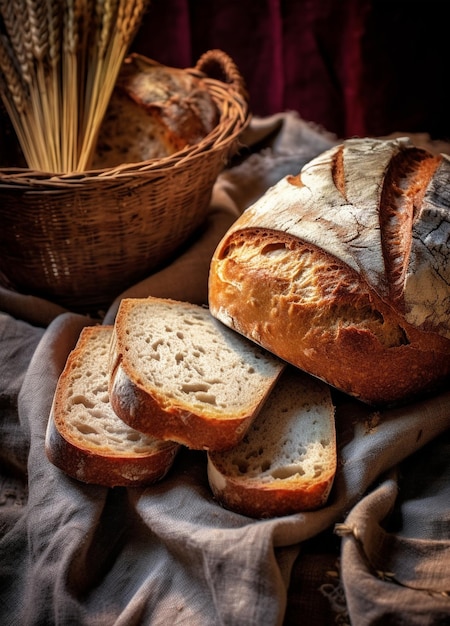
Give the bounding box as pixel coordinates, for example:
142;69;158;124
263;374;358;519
0;49;249;314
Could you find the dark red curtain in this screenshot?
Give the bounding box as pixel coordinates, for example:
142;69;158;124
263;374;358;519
132;0;450;140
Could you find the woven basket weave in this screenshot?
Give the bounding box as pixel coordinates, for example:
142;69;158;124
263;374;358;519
0;49;249;314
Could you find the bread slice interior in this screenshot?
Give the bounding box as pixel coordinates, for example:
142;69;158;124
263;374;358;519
46;325;180;487
207;366;336;518
109;297;286;450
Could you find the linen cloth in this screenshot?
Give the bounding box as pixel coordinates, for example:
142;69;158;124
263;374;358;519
0;113;449;626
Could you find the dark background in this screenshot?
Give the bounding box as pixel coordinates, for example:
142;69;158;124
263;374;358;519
132;0;450;140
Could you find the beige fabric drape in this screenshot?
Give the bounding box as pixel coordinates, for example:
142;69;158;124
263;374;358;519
1;113;449;626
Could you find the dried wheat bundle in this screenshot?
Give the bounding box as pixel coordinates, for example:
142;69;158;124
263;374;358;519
0;0;149;173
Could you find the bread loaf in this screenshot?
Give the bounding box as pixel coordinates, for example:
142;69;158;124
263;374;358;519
208;137;450;406
93;53;219;168
45;325;180;486
108;297;286;450
207;367;336;518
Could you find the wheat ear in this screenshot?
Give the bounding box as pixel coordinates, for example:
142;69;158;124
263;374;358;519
77;0;148;170
0;34;43;167
0;0;149;172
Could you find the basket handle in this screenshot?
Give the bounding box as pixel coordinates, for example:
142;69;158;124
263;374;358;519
195;49;248;102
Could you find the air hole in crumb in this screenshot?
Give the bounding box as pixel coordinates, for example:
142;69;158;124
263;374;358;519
127;432;141;442
72;395;95;408
75;423;98;435
195;392;216;405
261;242;288;256
272;465;304;479
181;382;210;393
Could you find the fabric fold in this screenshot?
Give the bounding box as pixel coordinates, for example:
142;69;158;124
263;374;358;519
1;113;449;626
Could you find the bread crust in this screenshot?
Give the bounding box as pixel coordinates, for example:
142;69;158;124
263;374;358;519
46;408;179;487
93;53;219;168
207;460;335;518
209;138;450;406
108;298;285;451
45;326;180;487
207;367;336;518
109;358;262;451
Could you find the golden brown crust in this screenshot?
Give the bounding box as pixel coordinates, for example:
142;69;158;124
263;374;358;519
209;137;450;405
209;227;450;406
207;467;335;519
108;358;259;451
45;326;180;487
207;366;337;518
46;407;179;487
108;297;285;451
93;53;219;168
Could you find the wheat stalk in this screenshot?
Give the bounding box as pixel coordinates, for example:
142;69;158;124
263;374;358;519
0;0;33;85
25;0;58;171
47;0;62;170
0;0;149;173
76;0;117;171
0;35;38;164
77;0;147;170
61;0;80;171
0;2;42;167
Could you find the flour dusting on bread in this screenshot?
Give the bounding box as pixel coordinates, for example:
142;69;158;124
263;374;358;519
209;137;450;405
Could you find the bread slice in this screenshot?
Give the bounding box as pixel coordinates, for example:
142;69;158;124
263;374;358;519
207;367;336;518
93;53;219;169
109;297;286;451
45;325;180;487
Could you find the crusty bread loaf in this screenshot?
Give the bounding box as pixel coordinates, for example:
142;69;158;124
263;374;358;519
45;325;180;487
208;137;450;406
108;297;286;451
207;367;336;518
92;53;219;168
